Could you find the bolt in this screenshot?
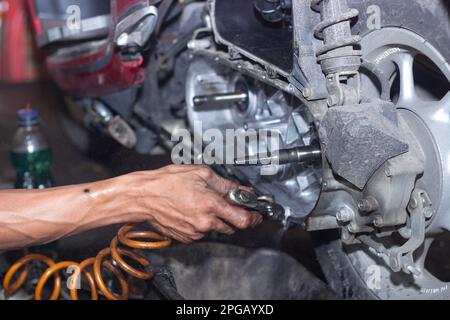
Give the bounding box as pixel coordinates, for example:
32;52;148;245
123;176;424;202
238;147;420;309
266;67;277;79
399;226;412;239
409;198;418;210
373;216;384;227
187;39;211;51
302;87;312;98
357;196;379;213
336;207;355;223
406;265;422;277
92;101;113;124
327;95;339;107
228;48;240;59
423;207;435;219
347;224;358;233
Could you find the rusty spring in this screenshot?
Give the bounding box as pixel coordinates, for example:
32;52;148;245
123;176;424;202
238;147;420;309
2;224;172;300
311;0;361;64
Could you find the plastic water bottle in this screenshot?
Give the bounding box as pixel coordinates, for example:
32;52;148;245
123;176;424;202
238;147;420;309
11;108;53;189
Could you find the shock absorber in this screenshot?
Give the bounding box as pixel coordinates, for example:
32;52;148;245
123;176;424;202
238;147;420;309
311;0;362;106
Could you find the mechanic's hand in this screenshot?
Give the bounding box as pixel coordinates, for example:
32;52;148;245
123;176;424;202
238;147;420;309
124;165;263;243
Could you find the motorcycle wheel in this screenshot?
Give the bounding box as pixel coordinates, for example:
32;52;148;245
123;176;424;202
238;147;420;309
313;0;450;299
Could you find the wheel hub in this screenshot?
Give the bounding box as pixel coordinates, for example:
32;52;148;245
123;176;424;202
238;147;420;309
347;27;450;299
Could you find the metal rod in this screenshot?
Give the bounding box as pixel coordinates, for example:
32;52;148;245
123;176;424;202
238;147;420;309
234;145;322;166
193;92;248;111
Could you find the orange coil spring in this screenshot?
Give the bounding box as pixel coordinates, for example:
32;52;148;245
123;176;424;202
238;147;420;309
2;224;172;300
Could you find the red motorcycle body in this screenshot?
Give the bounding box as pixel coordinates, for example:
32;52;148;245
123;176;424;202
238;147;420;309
28;0;149;97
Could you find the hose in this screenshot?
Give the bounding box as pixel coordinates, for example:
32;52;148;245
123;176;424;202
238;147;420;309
2;224;172;300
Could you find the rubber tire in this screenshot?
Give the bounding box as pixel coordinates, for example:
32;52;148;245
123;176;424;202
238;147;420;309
312;0;450;300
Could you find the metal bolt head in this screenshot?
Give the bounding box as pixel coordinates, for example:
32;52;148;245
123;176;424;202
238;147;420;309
406;265;422;277
266;67;277;79
302;87;312;98
408;198;418;210
347;224;358;233
423;207;435;219
357;200;367;211
399;226;412;239
357;196;379;213
92;101;113;124
327;95;339;107
373;216;384;227
336;207;354;223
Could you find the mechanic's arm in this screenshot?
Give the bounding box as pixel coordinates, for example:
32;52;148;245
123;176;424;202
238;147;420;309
0;165;262;250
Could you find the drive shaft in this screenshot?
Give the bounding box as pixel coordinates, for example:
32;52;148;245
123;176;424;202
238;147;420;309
235;145;322;166
193;92;248;111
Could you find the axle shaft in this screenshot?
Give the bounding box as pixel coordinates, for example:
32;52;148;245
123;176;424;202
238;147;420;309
235;145;322;166
193;92;248;111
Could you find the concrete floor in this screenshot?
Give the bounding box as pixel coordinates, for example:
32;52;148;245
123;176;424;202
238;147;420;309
0;81;335;299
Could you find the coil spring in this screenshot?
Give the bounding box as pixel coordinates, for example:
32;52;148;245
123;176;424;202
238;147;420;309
311;0;361;65
2;224;172;300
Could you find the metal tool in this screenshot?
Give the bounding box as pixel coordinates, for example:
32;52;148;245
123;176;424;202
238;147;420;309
227;189;285;220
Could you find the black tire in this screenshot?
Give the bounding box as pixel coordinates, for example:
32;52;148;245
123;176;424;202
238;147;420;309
312;230;376;299
351;0;450;62
313;0;450;300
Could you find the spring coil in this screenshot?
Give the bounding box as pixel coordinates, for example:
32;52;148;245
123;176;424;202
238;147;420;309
2;224;172;300
311;0;361;65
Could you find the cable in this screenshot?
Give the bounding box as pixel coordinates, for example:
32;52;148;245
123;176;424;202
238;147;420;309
2;224;172;300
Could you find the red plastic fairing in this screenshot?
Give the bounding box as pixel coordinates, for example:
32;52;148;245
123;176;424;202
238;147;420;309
26;0;42;35
28;0;150;97
47;47;145;98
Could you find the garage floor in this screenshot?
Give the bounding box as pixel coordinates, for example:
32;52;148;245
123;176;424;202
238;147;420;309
0;81;337;299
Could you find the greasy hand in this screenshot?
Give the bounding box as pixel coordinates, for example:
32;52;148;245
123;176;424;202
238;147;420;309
125;165;263;243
